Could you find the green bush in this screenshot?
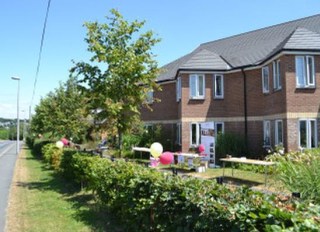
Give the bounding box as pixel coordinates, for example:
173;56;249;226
216;133;247;161
31;139;53;158
269;150;320;203
42;143;63;170
25;136;35;149
37;146;320;231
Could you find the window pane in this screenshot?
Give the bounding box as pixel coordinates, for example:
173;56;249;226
216;123;223;135
262;67;269;92
216;76;221;96
277;121;283;144
296;57;305;86
198;75;204;96
277;61;281;88
307;56;315;85
264;121;271;146
198;124;201;144
190;76;196;97
300;121;307;147
191;124;197;145
273;62;278;89
176;77;181;101
310;120;316;148
176;124;181;144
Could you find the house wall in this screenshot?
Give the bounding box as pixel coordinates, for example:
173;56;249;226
140;82;178;122
140;54;320;156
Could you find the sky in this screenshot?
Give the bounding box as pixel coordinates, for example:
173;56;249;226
1;0;320;119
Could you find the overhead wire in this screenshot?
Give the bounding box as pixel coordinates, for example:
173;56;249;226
30;0;52;111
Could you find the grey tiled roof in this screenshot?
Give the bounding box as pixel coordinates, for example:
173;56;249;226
158;14;320;82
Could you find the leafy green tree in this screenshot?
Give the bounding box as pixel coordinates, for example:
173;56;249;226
31;77;89;143
70;9;161;152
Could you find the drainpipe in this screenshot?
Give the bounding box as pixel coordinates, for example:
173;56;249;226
241;68;248;151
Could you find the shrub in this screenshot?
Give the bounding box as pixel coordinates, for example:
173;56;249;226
25;136;35;149
269;150;320;203
42;143;63;170
31;139;52;158
35;146;320;231
216;133;247;161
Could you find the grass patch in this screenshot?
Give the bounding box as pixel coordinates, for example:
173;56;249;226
7;148;122;232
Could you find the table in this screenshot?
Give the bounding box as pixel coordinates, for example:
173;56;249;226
220;157;275;186
132;147;150;159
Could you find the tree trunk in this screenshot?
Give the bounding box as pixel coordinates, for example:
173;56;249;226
118;130;123;158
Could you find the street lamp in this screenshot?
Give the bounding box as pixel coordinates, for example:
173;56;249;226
11;76;20;154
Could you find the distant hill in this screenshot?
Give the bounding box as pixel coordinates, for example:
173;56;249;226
0;118;27;128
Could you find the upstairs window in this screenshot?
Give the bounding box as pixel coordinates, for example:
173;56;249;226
262;66;270;93
189;74;205;99
176;77;181;102
146;90;153;104
273;60;281;90
296;56;315;88
214;74;224;98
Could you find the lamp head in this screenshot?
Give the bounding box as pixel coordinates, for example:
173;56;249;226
11;76;20;80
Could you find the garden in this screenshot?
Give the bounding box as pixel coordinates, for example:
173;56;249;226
25;137;320;231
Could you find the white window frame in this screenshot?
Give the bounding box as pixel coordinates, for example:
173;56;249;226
275;120;283;146
262;66;270;93
146;90;153;104
176;123;181;145
189;74;205;99
215;122;224;137
299;119;317;149
190;122;201;146
263;120;271;147
273;60;281;90
144;124;154;135
214;74;224;99
176;76;181;102
295;56;315;88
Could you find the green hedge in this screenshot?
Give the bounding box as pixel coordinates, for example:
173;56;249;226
30;142;320;231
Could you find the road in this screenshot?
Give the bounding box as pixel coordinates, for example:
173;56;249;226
0;140;19;232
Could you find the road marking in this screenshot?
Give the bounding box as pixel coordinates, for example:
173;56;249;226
0;143;15;158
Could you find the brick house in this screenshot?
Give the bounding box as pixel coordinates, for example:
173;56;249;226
140;14;320;157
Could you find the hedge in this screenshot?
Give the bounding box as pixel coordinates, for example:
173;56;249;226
30;141;320;231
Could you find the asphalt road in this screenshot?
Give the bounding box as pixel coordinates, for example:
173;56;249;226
0;140;19;232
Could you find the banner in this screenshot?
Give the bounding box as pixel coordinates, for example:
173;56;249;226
200;122;215;164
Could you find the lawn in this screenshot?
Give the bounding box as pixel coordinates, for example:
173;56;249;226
6;148;121;232
156;163;288;195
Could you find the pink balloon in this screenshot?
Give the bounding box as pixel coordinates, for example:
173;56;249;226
159;152;174;165
198;144;205;153
61;138;69;146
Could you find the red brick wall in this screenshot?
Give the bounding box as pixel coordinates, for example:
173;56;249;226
246;63;286;116
140;54;320;155
179;73;244;118
140;82;178;121
284;55;320;113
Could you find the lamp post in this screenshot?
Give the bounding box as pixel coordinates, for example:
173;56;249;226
11;76;20;154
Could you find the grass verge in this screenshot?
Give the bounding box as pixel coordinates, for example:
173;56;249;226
6;148;120;232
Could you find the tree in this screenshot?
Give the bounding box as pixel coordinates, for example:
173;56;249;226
31;77;89;143
70;9;161;152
